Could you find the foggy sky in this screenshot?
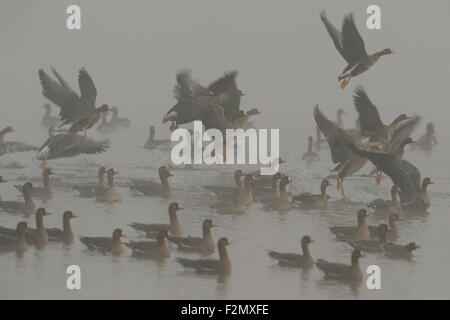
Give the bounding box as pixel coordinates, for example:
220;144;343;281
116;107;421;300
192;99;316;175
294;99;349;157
1;0;449;152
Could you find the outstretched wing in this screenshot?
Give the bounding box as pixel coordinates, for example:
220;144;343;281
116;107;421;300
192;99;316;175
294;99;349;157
314;105;353;164
320;10;346;62
353;86;384;139
78;68;97;116
39;68;81;124
173;69;208;100
342;14;368;64
208;71;241;121
384;116;421;153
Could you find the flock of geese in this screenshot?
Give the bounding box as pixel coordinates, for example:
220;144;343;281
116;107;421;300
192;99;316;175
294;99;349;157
0;10;439;284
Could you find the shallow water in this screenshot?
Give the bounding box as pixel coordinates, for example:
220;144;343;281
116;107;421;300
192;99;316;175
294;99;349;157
0;125;448;300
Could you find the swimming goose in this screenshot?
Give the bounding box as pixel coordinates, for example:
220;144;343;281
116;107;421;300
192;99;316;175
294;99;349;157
109;107;130;128
418;177;433;208
414;123;437;151
276;176;293;212
15;168;54;201
168;219;217;256
0;176;7;200
383;242;420;260
0;127;39;156
176;237;231;275
80;228;126;255
368;214;400;241
268;235;314;269
96;168;121;202
129;202;184;238
302;136;320;161
126;229;169;259
211;189;247;215
348;224;389;253
329;208;371;241
40;103;60;129
35;208;51;249
320;11;394;89
0;222;29;253
368;185;403;217
292;179;332;210
316;249;365;281
0;182;35;215
205;170;245;201
128;166;173;199
144;126;170;150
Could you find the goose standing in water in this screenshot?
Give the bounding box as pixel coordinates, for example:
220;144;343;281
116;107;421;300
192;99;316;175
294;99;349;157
176;237;232;276
320;11;394;89
168;219;217;256
128;166;173;199
40;103;60;129
302;136;320;161
268;236;314;269
316;249;365;282
80;228;127;255
144;126;170;150
0;222;29;253
0;127;39;156
129;202;184;238
15;168;54;202
35;208;51;249
0;182;35;215
126;229;169;259
96;168;121;203
292;179;332;210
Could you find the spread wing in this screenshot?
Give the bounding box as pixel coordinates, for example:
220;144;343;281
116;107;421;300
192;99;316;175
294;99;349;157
314;105;353;164
320;10;346;61
384;116;421;153
342;14;368;64
39;68;82;124
353;86;384;139
208;71;241;121
78;68;97;115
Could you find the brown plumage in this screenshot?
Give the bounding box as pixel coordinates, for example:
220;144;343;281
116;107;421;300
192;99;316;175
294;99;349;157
320;11;394;89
